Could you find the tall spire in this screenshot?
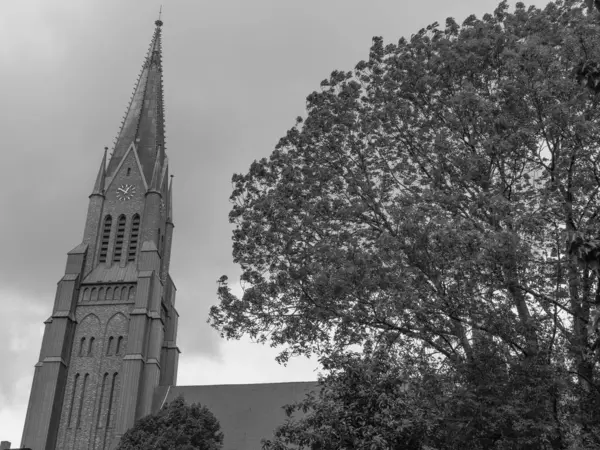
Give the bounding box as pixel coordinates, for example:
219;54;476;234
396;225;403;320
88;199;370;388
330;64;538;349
107;19;166;184
91;147;108;196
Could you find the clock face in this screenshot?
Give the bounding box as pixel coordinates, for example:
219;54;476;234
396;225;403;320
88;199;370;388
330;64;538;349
116;184;136;201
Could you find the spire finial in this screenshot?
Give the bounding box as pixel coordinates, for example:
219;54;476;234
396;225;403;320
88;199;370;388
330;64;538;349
156;6;163;27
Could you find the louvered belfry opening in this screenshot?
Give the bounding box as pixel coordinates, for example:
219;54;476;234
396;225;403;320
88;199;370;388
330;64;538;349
99;215;112;263
128;214;140;262
113;215;127;263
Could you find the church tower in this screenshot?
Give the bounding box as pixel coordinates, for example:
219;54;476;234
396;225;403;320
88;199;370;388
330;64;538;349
21;19;180;450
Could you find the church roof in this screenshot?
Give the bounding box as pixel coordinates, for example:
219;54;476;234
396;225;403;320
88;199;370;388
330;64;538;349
155;381;318;450
106;19;166;185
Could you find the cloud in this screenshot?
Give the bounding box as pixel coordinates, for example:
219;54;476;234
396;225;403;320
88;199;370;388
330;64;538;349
0;290;45;404
0;289;46;446
0;0;95;66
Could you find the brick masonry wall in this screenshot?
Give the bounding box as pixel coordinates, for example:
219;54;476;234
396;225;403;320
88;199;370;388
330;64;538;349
55;300;134;450
24;144;175;450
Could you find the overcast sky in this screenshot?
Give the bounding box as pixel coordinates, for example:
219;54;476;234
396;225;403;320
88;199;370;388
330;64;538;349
0;0;538;445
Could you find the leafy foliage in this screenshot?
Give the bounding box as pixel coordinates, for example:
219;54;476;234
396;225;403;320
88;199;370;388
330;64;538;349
262;346;433;450
211;0;600;448
262;344;568;450
116;396;224;450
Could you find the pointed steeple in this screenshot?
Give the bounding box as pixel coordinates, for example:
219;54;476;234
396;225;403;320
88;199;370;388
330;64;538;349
91;147;108;196
107;19;166;185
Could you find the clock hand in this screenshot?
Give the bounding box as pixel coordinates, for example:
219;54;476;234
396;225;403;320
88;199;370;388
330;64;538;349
117;188;126;194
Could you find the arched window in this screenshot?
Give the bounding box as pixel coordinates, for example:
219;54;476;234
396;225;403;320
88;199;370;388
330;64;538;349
67;373;79;428
106;336;114;356
99;215;112;263
127;167;131;176
127;214;140;262
79;337;86;356
91;288;98;301
128;286;135;300
88;337;95;356
82;288;90;302
98;287;105;301
106;287;113;301
76;373;89;428
113;215;127;263
116;336;124;355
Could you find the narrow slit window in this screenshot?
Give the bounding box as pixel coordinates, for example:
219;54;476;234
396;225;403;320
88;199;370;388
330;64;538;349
113;215;127;263
76;373;89;429
88;337;95;356
127;214;140;262
106;336;114;356
79;337;86;356
106;373;118;428
96;373;108;429
67;374;79;428
99;215;112;263
116;336;124;355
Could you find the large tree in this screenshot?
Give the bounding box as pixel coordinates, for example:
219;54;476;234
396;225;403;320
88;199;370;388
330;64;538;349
211;0;600;447
116;396;224;450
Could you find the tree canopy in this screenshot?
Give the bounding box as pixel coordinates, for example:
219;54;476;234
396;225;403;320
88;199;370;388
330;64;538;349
211;0;600;447
116;396;224;450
